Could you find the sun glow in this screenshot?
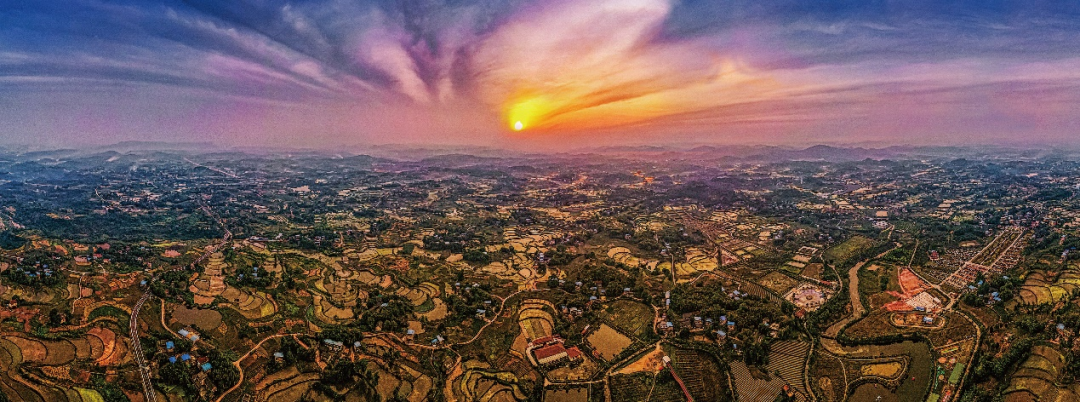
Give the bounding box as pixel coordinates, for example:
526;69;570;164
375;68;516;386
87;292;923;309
506;96;556;131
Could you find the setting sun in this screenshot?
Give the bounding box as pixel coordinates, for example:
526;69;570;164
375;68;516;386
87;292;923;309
514;121;524;131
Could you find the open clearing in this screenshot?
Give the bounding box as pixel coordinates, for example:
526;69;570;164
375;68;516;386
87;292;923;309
587;324;632;361
172;304;223;330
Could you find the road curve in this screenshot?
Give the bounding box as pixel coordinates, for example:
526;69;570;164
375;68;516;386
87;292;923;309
821;243;901;346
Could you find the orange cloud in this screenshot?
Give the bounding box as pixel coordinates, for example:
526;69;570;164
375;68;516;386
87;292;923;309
470;0;788;133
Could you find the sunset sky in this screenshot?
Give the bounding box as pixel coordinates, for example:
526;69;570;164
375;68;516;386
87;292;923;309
2;0;1080;150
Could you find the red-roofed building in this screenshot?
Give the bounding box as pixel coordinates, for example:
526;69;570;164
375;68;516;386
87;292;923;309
565;346;583;361
534;344;568;365
531;335;554;346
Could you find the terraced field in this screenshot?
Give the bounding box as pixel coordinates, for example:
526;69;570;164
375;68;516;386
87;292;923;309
767;340;811;398
730;360;793;402
1002;344;1080;401
609;372;684;402
1017;270;1080;305
221;287;277;319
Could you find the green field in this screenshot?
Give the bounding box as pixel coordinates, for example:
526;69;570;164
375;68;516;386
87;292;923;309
825;236;877;266
596;300;654;339
88;305;130;328
76;388;105;402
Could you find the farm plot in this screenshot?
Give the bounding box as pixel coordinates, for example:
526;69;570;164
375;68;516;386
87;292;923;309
355;270;381;285
0;335;74;367
760;271;799;295
809;352;846;402
416;297;449;321
844;310;908;340
608;247;658;270
4;336;46;362
0;338;65;402
609;372;684;402
617;345;666;375
0;338;32;402
851;383;899;402
519;307;555;342
261;371;321;401
87;327;126;366
824;236;876;266
547;357;600;382
462;370;527;401
396;282;438;306
586;324;632;361
544;387;588;402
860;361;903;378
171;304;222;330
925;312;977;346
87;305;130;328
1016;270;1080;305
800;263;825;280
853;341;932;402
40;339;77;366
76;388;105;402
596;300;653;339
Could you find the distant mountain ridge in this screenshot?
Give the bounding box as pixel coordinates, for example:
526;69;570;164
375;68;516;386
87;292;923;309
2;141;1073;163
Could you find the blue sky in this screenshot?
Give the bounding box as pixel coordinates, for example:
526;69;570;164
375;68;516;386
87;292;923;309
2;0;1079;149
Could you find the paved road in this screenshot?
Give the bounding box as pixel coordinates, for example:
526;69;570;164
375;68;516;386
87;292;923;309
129;201;231;401
130;291;158;402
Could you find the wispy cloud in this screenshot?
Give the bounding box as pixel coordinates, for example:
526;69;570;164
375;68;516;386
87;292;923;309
1;0;1079;147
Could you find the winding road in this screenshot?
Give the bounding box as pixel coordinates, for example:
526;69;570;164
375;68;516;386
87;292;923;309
215;333;303;402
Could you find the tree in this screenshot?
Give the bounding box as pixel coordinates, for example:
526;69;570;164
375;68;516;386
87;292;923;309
158;361;191;386
92;375;130;402
208;351;240;391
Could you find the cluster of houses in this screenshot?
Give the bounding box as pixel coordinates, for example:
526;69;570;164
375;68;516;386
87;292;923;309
72;243;111;266
320;338;365;365
559;304;584;321
659;313;738;337
160;329;217;397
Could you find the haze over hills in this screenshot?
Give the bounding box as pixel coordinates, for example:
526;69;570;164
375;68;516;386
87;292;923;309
5;142;1076;164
